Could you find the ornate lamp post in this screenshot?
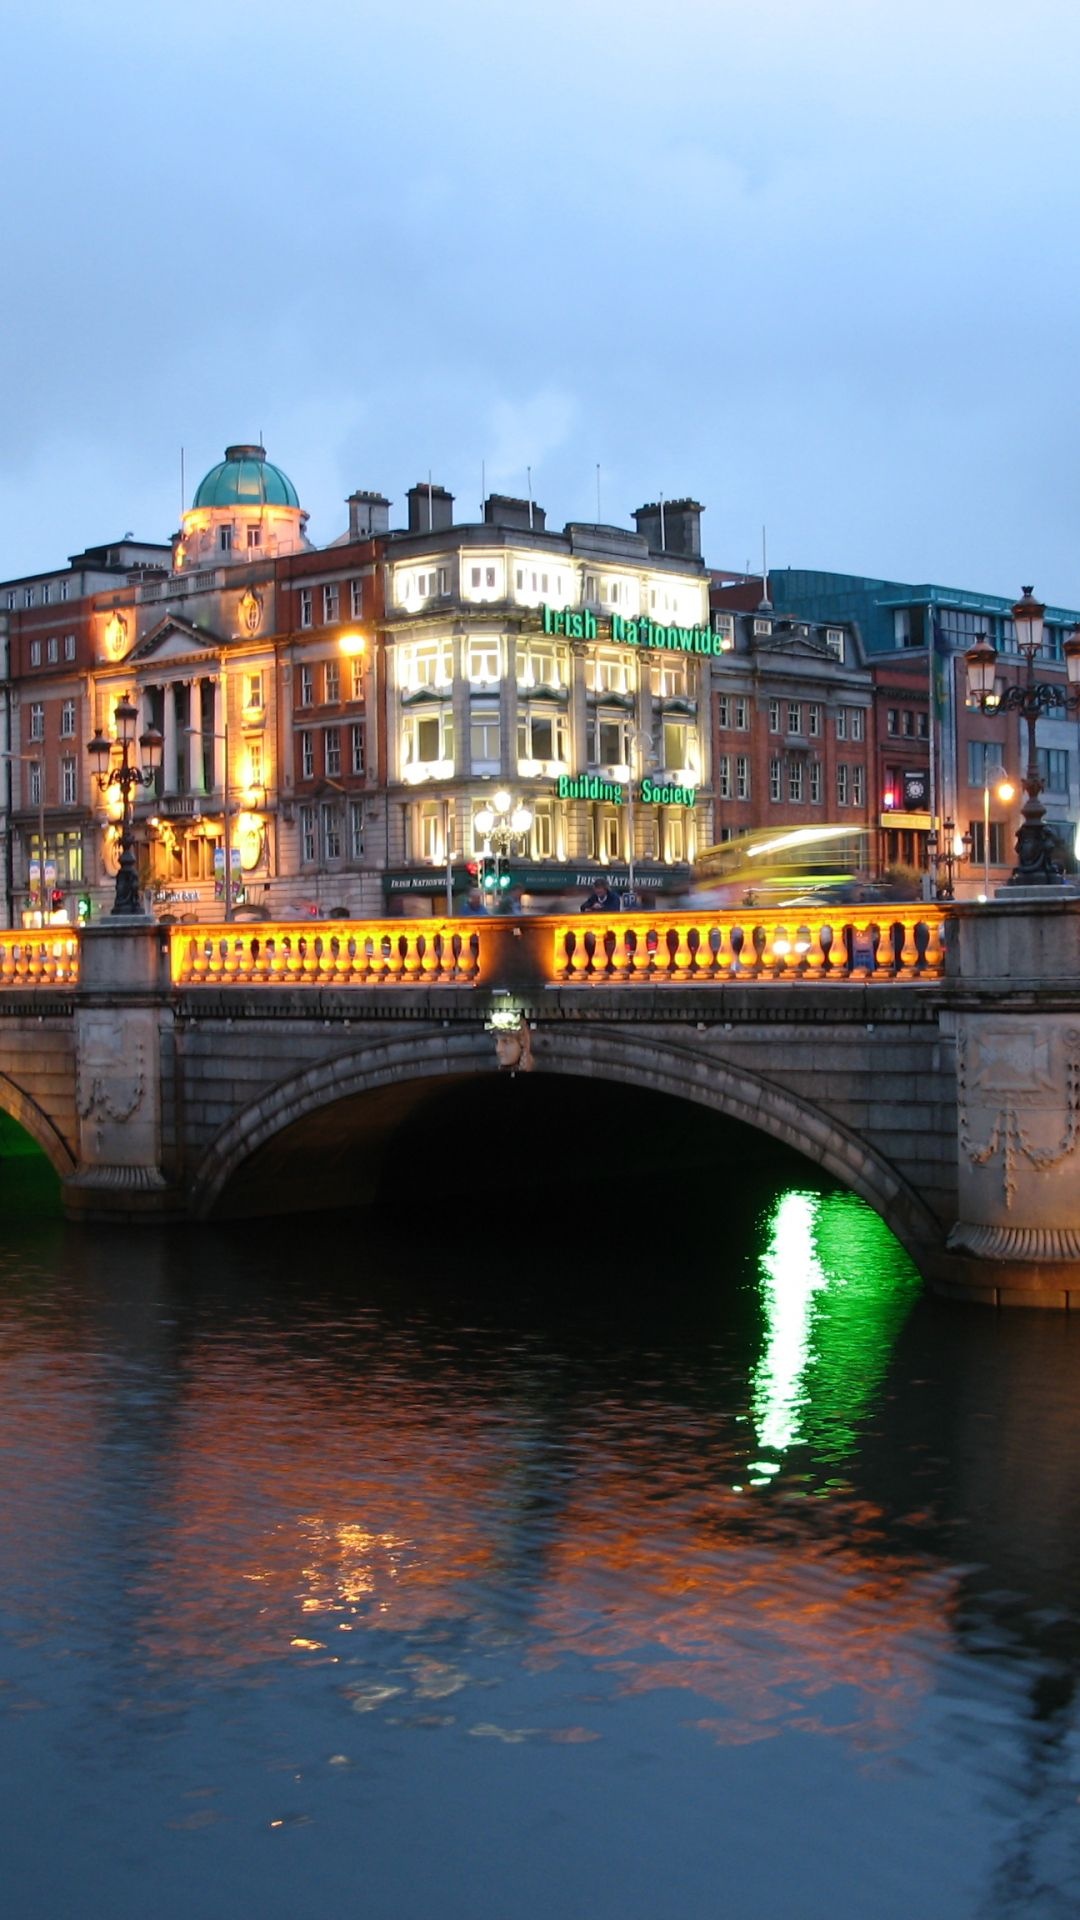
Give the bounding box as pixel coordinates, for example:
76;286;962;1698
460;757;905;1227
926;817;971;900
473;789;533;903
965;588;1080;887
88;697;163;916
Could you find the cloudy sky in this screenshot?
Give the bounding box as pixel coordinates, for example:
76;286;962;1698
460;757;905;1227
3;0;1080;605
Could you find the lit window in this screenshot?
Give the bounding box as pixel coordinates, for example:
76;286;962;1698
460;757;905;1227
470;708;500;770
467;637;501;684
517;707;568;767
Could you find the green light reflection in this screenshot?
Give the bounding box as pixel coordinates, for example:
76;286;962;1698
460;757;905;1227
749;1187;921;1471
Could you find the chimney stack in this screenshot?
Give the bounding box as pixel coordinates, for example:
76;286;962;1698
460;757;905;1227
406;483;455;533
633;498;704;558
347;491;391;538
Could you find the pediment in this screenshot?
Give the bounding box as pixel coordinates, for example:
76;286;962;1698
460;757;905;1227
130;616;229;666
751;633;835;662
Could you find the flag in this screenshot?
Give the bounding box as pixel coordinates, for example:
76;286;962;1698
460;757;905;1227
930;610;951;722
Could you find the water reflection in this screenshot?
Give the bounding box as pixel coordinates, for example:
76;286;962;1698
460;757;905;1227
2;1177;1080;1918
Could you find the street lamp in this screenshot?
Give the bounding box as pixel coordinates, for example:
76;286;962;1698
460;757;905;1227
88;697;163;915
965;588;1080;886
981;772;1016;898
625;727;653;905
926;817;971;901
473;788;533;902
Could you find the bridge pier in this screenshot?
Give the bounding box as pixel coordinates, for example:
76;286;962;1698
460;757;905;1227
62;919;183;1222
940;898;1080;1307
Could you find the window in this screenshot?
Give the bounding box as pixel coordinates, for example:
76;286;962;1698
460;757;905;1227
60;699;75;737
754;618;772;636
661;719;692;772
325;727;341;778
787;701;802;735
300;804;317;863
769;756;782;802
299;665;314;707
28;704;44;741
768;699;781;733
219;526;233;553
402;706;453;770
529;800;556;860
245;671;264;710
518;707;568;767
969;820;1007;864
850;708;864;741
902;710;914;737
470;707;501;769
350;656;364;701
734;697;749;731
590;710;629;768
825;629;845;661
42;584;52;605
60;582;69;603
467;636;501;684
712;612;735;649
664;810;686;861
584;574;598;603
809;760;822;804
887;708;899;735
322;584;339;624
5;591;14;610
836;708;847;741
917;712;929;739
852;765;865;806
246;740;264;786
28;762;42;805
736;755;750;801
651;656;689;698
350;724;365;775
788;761;803;803
300;731;315;779
299;589;313;629
1037;748;1070;791
24;589;34;608
64;634;75;661
29;641;41;668
837;763;850;806
808;704;822;737
325;659;340;703
398;638;453;690
717;753;731;800
321;802;342;861
588;651;635;694
967;741;1004;785
517;640;567;690
595;806;622;861
246;526;261;549
350;578;364;620
349;800;364;860
61;757;76;804
47;637;58;664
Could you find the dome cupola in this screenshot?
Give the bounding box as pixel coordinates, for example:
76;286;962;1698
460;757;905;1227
175;442;309;572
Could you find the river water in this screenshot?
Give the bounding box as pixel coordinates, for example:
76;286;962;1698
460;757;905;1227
3;1162;1080;1919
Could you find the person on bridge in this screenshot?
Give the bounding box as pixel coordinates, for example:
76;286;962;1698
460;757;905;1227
461;887;489;915
580;879;620;913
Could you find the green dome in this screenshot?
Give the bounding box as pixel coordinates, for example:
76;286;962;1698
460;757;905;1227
192;443;300;511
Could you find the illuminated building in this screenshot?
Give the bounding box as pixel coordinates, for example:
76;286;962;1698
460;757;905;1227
381;486;715;909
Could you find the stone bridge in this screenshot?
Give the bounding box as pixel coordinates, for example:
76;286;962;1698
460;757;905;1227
1;900;1079;1308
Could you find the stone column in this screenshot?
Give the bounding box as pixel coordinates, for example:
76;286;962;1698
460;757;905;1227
189;678;204;793
163;684;179;794
213;677;226;796
941;898;1080;1306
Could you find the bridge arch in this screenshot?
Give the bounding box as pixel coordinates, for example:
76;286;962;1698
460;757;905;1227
190;1023;943;1271
0;1070;75;1175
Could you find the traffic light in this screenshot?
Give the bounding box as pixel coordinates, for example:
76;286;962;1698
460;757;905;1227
494;872;510;891
50;888;65;912
77;893;92;923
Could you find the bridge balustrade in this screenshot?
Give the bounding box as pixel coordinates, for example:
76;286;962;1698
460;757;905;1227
551;908;946;984
164;908;946;989
170;923;482;987
0;932;80;988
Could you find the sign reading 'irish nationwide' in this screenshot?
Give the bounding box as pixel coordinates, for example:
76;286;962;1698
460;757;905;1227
541;604;725;655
